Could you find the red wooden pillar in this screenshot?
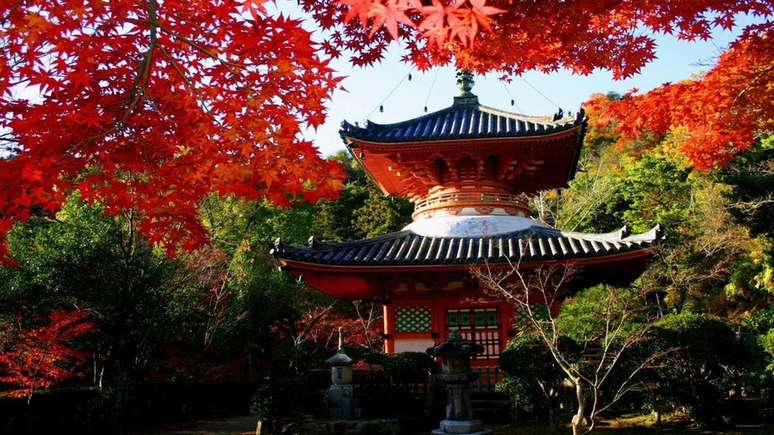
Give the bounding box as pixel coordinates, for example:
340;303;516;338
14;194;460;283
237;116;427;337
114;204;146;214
383;303;395;353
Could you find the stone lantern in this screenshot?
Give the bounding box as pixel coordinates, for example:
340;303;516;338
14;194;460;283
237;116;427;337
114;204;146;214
427;331;492;435
325;328;361;419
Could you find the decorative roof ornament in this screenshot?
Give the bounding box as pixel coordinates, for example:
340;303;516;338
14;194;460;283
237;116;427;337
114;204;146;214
454;69;478;106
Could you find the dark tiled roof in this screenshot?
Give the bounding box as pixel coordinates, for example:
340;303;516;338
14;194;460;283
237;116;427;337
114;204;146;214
273;225;661;267
340;104;586;143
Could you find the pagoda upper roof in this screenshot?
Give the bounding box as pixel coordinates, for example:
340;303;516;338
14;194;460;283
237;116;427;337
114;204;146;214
273;223;661;269
340;101;585;144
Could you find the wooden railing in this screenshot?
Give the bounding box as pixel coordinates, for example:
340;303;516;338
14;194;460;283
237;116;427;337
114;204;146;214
413;191;527;218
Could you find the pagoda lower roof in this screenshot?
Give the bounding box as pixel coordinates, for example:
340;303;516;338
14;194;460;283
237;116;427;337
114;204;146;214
273;224;661;269
340;103;585;144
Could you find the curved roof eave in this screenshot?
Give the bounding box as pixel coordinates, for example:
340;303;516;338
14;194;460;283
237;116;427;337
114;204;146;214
339;104;587;144
272;224;662;268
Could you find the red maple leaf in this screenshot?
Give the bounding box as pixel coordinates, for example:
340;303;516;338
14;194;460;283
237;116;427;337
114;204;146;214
468;0;504;33
367;0;417;38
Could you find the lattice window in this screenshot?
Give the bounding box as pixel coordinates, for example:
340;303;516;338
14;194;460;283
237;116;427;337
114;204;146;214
447;308;500;360
395;306;432;333
512;304;550;329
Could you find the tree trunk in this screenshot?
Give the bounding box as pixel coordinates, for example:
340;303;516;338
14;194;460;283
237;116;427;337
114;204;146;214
572;382;586;435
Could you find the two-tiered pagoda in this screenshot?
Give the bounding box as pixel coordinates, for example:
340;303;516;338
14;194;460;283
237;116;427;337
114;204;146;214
273;73;659;367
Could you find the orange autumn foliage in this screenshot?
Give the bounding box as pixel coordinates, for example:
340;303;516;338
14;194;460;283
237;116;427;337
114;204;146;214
586;23;774;169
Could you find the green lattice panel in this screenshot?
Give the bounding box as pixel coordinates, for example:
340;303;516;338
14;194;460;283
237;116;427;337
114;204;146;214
448;309;498;329
395;306;431;333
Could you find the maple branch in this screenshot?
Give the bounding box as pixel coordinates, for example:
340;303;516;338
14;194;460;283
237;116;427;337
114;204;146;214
157;45;219;124
51;0;161;155
124;0;159;122
730;194;774;212
156;22;246;71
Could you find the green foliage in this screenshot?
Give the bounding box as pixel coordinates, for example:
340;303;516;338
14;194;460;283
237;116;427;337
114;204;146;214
313;183;370;242
556;285;644;343
724;237;774;298
744;306;774;334
499;333;567;416
719;134;774;238
1;196;179;374
759;329;774;372
556;141;627;233
313;151;411;241
353;189;413;238
197;193;333;373
649;312;750;426
495;376;536;414
618;153;693;238
201;195;316;250
653;312;739;359
553;127;771;315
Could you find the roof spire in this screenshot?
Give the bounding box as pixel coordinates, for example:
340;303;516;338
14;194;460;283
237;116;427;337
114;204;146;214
454;69;478;106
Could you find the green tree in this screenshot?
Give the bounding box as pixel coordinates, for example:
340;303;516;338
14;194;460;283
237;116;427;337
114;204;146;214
477;260;667;435
720;134;774;238
313;151;412;241
353;189;413;238
0;195;182;422
194;194;331;373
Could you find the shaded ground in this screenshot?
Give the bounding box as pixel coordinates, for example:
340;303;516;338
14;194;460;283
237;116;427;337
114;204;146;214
494;413;773;435
134;414;773;435
494;423;774;435
133;415;257;435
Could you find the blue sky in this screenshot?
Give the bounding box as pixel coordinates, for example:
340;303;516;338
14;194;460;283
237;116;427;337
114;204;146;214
269;2;764;156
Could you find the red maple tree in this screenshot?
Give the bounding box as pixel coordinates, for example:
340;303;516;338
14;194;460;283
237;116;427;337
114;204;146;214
2;1;772;260
309;0;772;77
0;0;345;262
295;305;384;351
586;23;774;169
0;310;94;402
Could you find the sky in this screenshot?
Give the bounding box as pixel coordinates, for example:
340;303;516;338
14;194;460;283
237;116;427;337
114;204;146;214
266;2;764;156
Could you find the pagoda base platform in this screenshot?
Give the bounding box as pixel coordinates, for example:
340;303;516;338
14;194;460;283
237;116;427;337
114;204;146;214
432;419;492;434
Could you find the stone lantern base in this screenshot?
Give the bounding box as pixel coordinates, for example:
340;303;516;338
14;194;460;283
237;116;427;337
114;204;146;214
431;418;493;435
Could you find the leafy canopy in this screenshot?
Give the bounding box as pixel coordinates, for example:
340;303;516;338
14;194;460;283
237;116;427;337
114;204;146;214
1;0;772;262
587;24;774;169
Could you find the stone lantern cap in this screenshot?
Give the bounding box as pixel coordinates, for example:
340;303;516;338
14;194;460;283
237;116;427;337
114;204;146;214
326;350;353;366
427;331;484;358
327;327;354;366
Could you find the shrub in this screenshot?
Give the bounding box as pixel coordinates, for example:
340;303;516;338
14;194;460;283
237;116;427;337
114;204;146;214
499;333;572;422
649;312;750;426
250;375;322;421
